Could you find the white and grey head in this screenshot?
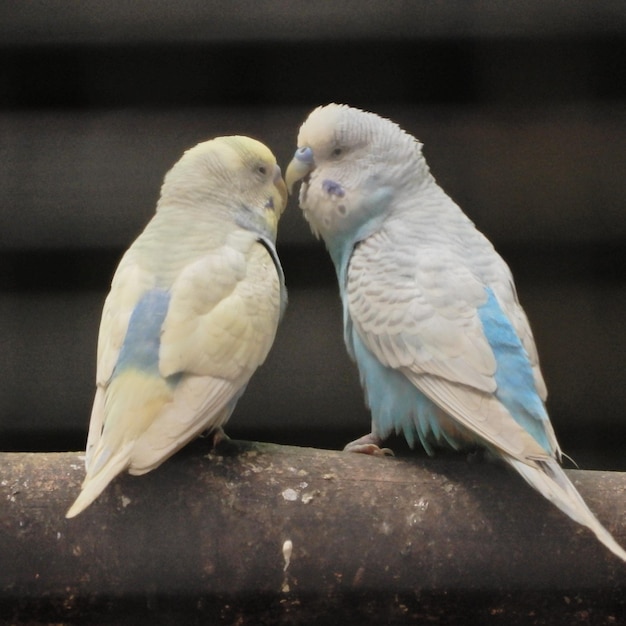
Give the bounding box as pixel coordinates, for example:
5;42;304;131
286;104;432;242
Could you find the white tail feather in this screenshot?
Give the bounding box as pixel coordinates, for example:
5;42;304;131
506;456;626;562
65;442;133;518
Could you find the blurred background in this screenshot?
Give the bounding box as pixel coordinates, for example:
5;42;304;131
0;1;624;469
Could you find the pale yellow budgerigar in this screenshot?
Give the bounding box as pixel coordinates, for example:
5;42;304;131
66;136;288;518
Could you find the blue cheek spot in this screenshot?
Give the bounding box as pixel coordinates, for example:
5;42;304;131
322;179;345;197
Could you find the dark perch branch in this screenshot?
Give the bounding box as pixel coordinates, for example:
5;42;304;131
1;439;625;625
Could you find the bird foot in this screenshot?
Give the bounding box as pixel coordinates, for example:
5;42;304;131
465;448;486;464
209;427;229;447
200;427;238;454
343;434;394;457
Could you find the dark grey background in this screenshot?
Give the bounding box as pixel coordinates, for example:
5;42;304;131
1;2;625;469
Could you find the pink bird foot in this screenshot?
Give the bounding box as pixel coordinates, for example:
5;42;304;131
343;433;394;457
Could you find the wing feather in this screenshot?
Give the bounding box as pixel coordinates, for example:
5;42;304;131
348;231;497;393
159;233;282;381
347;226;555;460
125;235;282;471
411;372;550;459
96;259;157;385
128;375;241;473
87;234;282;477
85;256;157;460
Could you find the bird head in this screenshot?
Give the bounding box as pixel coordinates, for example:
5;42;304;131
159;135;288;239
285;104;426;243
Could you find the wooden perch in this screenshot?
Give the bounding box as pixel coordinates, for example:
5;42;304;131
1;439;625;625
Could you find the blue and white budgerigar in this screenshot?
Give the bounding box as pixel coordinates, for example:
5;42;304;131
66;136;288;518
285;103;626;561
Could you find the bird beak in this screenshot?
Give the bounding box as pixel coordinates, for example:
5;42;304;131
285;146;315;195
273;164;288;215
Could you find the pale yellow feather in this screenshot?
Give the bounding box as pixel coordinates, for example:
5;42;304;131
160;239;281;380
96;263;156;385
67;371;174;518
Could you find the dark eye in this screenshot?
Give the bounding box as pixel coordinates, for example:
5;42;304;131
258;165;267;175
332;148;342;157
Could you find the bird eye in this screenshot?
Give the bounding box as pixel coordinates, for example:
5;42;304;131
258;165;267;175
332;148;342;157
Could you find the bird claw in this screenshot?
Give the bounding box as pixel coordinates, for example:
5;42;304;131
209;427;229;448
345;443;395;457
343;434;394;457
200;427;236;452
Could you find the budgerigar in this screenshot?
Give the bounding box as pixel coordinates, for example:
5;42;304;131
66;136;288;518
285;103;626;562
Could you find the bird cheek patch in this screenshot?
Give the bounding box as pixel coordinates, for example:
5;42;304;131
322;179;345;197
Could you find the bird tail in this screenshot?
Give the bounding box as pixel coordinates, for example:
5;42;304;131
65;442;134;518
506;456;626;562
66;370;175;518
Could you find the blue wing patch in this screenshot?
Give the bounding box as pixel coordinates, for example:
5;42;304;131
112;288;171;379
477;287;552;452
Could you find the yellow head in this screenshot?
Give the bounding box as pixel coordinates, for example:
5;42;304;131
159;135;288;237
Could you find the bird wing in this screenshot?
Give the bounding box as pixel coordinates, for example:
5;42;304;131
95;258;157;386
159;229;282;380
347;228;497;391
86;230;282;471
85;257;157;465
346;228;556;460
127;231;283;471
